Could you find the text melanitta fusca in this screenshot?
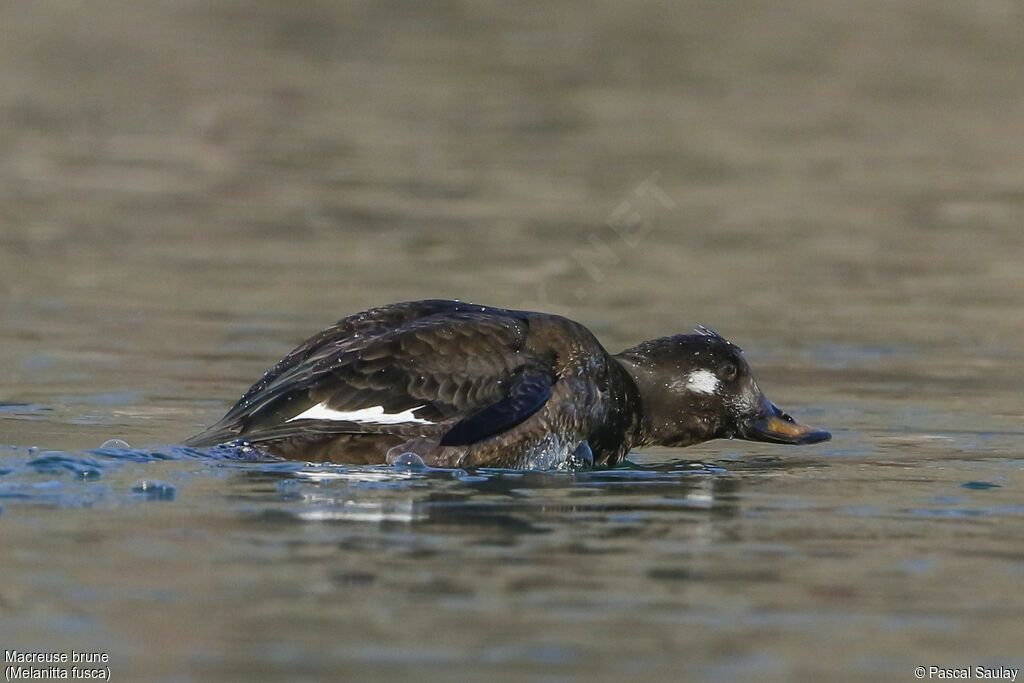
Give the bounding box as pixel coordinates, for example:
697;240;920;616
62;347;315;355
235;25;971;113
185;300;830;468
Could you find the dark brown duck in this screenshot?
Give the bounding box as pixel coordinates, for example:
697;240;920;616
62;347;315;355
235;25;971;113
184;300;830;468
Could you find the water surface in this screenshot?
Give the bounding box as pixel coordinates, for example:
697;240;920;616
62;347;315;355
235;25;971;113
2;1;1024;681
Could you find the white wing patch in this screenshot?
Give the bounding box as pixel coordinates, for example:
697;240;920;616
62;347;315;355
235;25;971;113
287;402;433;425
683;369;720;395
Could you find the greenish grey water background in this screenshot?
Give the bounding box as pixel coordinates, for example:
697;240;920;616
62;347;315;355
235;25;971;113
1;1;1023;681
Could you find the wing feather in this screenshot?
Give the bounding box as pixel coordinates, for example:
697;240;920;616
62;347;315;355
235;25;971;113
185;301;557;447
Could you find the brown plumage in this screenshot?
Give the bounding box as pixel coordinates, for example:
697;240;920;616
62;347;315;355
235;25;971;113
184;300;829;468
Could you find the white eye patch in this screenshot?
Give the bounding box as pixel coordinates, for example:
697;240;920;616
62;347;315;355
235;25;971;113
287;403;433;425
681;369;720;395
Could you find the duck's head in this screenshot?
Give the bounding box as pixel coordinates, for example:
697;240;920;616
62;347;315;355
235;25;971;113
614;327;830;448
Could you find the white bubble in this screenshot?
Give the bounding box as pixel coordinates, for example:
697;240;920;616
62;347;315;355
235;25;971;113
389;452;426;470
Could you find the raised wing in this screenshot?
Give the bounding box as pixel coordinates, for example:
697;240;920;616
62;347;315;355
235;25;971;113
185;301;558;448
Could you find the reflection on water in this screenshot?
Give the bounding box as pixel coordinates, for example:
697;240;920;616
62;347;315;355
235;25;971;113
0;444;736;516
2;422;1023;680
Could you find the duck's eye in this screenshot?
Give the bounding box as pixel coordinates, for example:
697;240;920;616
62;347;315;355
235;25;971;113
720;362;738;381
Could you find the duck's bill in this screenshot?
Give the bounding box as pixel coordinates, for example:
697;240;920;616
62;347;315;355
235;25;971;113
740;404;831;445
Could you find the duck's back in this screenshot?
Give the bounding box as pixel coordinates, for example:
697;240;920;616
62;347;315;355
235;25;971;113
184;300;638;467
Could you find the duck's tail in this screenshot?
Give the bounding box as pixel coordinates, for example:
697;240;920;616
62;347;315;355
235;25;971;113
181;419;240;448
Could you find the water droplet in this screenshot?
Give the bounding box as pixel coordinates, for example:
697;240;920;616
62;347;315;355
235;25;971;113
389;452;426;470
131;480;177;501
100;438;131;449
566;441;594;470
